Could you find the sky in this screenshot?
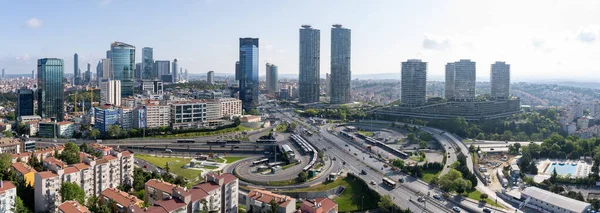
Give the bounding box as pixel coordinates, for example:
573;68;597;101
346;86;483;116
2;0;600;82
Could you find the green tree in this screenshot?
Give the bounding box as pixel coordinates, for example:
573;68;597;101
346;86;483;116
13;196;32;213
0;153;12;176
419;131;433;141
419;141;428;149
406;133;417;143
2;130;13;138
89;128;100;139
297;171;308;182
268;199;280;213
107;125;121;138
58;142;81;164
61;182;86;204
378;195;395;213
248;108;260;115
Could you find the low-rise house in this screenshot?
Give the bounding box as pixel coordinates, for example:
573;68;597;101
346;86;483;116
57;200;91;213
300;198;338;213
246;190;296;213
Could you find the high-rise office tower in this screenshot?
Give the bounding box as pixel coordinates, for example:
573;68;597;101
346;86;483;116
1;68;4;79
266;63;278;95
325;73;331;96
96;60;103;87
445;59;476;101
142;47;154;80
185;69;188;81
154;60;170;80
401;59;427;106
74;53;80;85
239;37;259;112
31;70;35;79
179;68;183;81
17;88;35;117
207;71;215;84
299;25;320;103
135;63;142;80
110;41;135;97
106;50;112;59
37;58;65;121
101;79;121;106
172;59;179;83
330;24;351;104
85;63;91;83
101;59;112;80
491;61;510;99
235;61;241;81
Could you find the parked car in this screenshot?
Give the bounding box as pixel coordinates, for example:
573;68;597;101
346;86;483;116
433;194;441;200
482;208;491;213
452;207;461;212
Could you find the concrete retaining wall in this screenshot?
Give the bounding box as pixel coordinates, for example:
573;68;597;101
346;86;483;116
277;186;345;199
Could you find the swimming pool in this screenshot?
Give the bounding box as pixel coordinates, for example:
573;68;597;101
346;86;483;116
546;163;577;175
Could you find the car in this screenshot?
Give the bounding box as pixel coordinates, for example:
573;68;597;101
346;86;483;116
144;164;148;168
361;170;367;175
417;196;425;202
369;155;373;158
345;144;349;147
370;180;376;185
482;208;491;213
452;206;461;212
433;194;441;200
342;161;346;165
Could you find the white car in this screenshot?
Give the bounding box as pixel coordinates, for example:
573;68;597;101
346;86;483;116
452;206;461;212
370;180;376;185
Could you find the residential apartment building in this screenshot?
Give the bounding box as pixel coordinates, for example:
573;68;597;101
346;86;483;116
0;181;16;213
119;108;133;130
144;104;171;128
57;121;74;138
330;24;351;104
12;162;36;186
170;100;220;129
490;61;510;99
247;190;296;213
300;198;338;213
445;59;476;101
144;173;238;213
101;188;143;212
101;79;121;106
35;171;62;212
218;98;242;118
401;59;427;106
299;25;321;104
0;138;21;154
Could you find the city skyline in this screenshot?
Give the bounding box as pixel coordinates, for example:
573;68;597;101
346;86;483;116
3;1;600;81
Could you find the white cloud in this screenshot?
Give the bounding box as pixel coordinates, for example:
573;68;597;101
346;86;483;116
98;0;111;6
576;27;598;43
422;34;451;50
15;54;30;62
531;38;545;49
25;18;42;29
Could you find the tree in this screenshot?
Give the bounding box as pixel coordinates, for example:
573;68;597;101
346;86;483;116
0;153;12;178
480;193;489;201
268;199;280;213
419;141;428;149
297;171;308;182
248;108;260;115
58;142;81;164
2;130;13;138
60;182;85;204
107;125;121;138
89;129;100;139
407;133;417;143
13;197;32;213
378;195;395;213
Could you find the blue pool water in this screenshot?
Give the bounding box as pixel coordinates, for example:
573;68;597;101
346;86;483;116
546;163;577;175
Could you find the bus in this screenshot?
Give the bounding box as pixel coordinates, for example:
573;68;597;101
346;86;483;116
252;158;269;166
176;139;195;143
382;177;397;188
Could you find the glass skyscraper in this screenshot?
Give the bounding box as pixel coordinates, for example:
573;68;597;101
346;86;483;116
142;47;154;80
239;38;259;112
37;58;65;121
17;88;35;117
330;24;352;104
110;42;136;97
299;25;320;103
266;63;278;95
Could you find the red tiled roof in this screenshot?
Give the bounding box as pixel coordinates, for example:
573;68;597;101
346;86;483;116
121;150;133;157
248;190;294;207
72;163;90;170
12;162;36;175
101;188;142;207
207;173;237;185
193;182;220;194
0;181;16;194
146;179;191;197
37;171;58;179
103;155;118;161
153;198;187;212
63;166;80;174
58;200;90;213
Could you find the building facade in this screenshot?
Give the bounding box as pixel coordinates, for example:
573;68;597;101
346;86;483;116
142;47;154;80
490;61;510;99
401;59;427;106
38;58;65;121
266;63;278;95
144;104;171;128
173;59;179;83
247;190;296;213
94;105;120;136
239;38;259;112
100;79;121;106
171;100;220;129
445;59;476;101
110;42;135;97
299;25;321;103
17;88;35;117
155;60;171;80
74;53;80;85
219;98;243;118
208;70;215;84
330;24;351;104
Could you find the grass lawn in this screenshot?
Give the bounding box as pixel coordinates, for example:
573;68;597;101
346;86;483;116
141;126;254;139
422;168;442;183
213;158;226;163
284;176;378;212
465;190;503;208
223;156;247;163
358;130;374;137
281;162;299;170
136;154;203;184
203;165;219;170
